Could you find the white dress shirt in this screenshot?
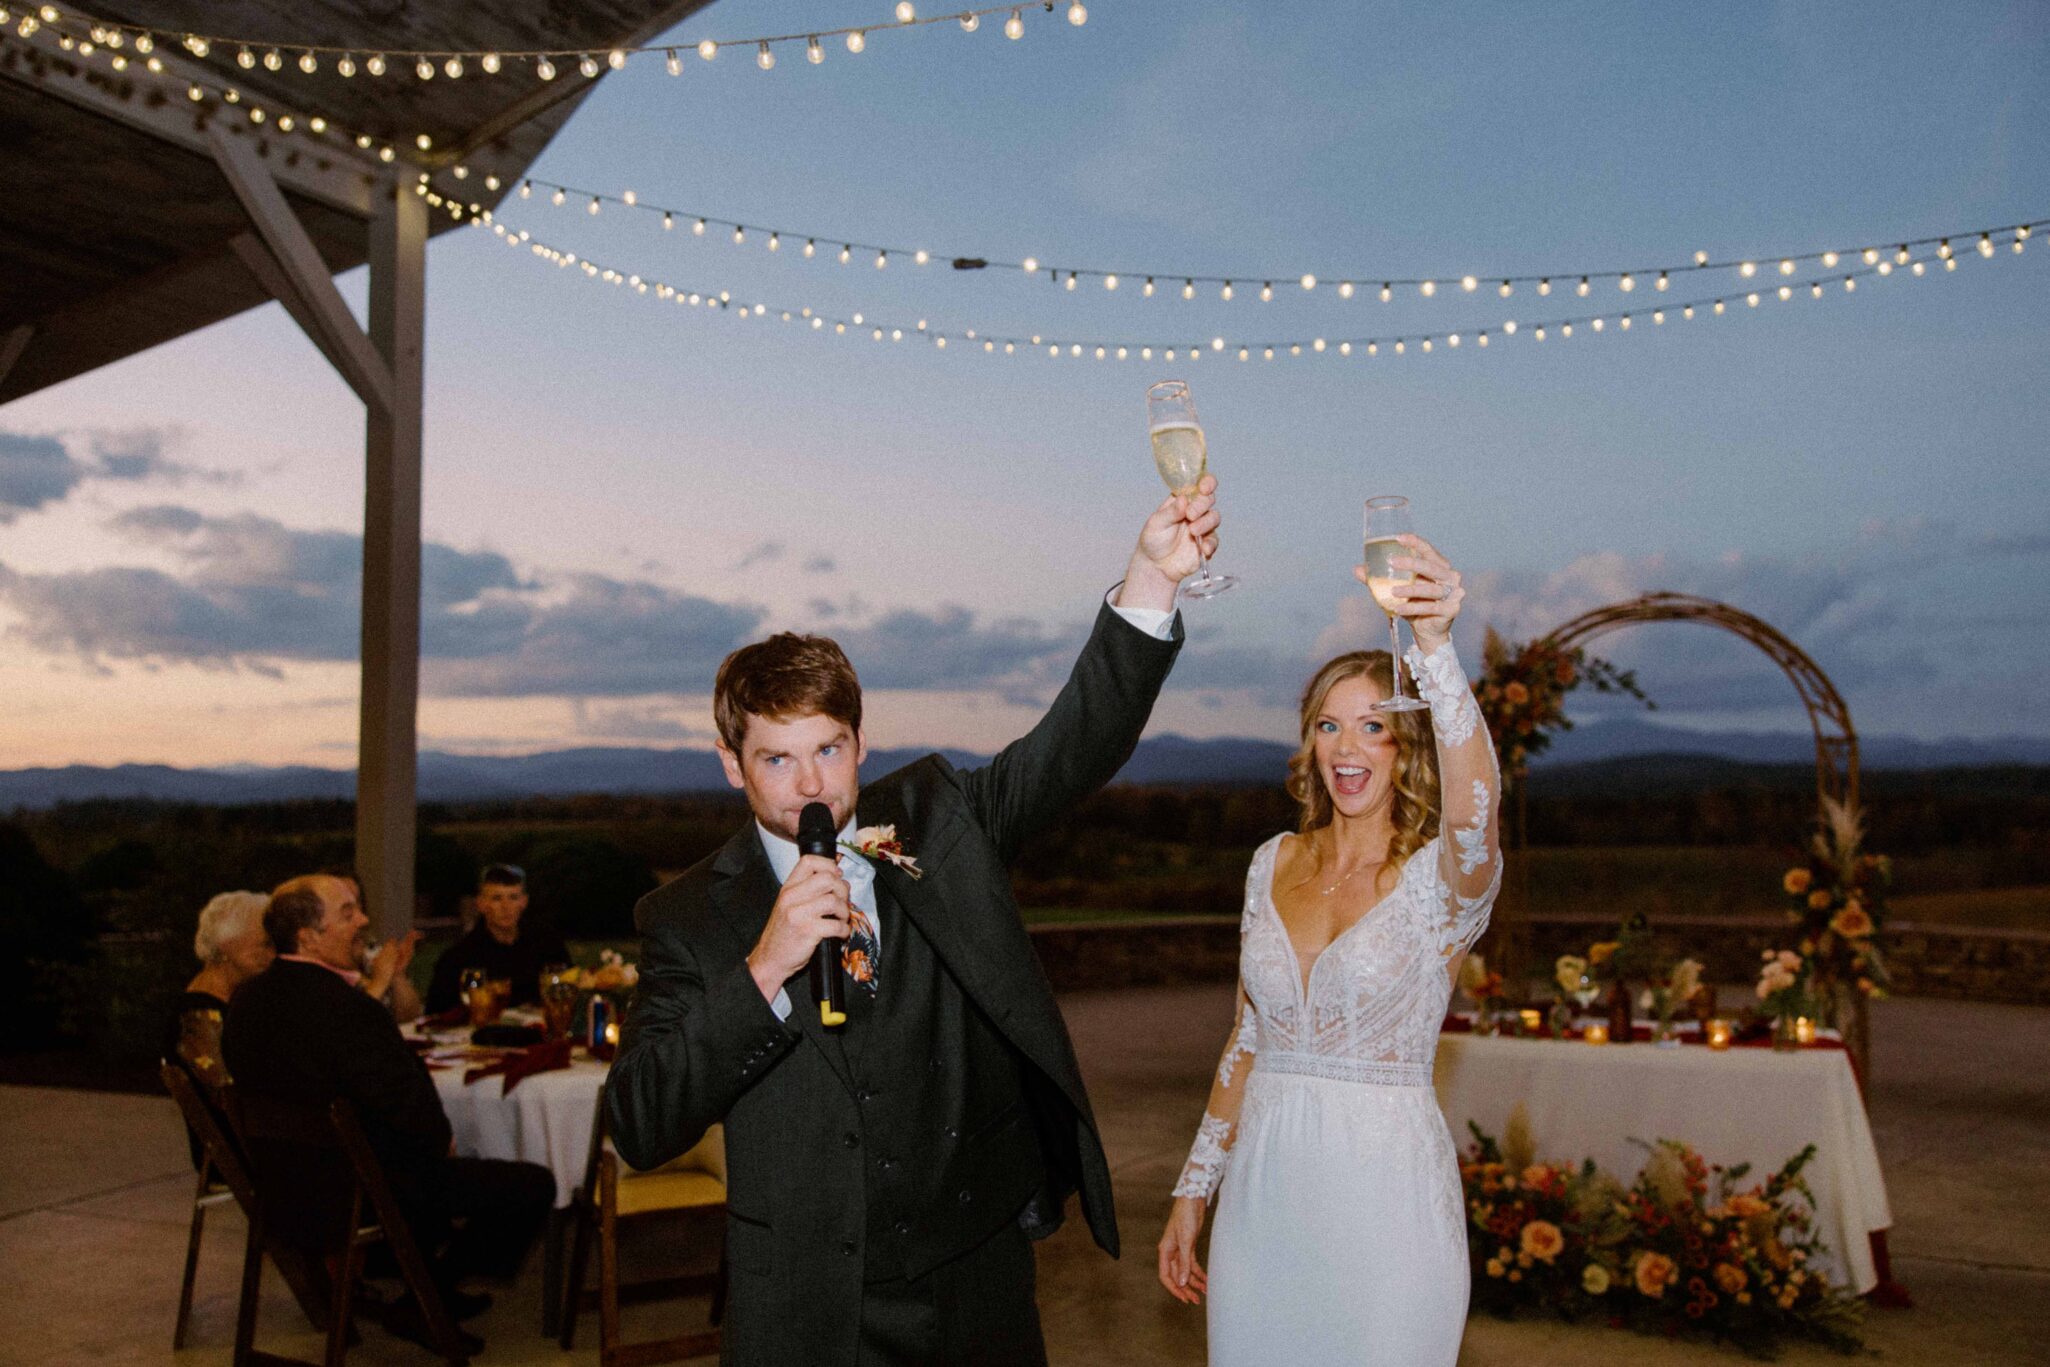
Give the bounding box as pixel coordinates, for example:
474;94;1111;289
758;595;1176;1021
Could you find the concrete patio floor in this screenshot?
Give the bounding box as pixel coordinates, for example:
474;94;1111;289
2;988;2044;1365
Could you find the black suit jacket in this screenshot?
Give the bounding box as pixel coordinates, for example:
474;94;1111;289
607;601;1180;1359
223;958;451;1183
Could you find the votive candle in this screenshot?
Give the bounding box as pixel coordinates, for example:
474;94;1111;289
1583;1023;1610;1045
1519;1009;1543;1033
1706;1019;1733;1050
1794;1016;1816;1046
605;1020;621;1046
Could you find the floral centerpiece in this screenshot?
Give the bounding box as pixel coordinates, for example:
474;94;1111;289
1640;957;1705;1044
1779;797;1890;1022
1462;1124;1865;1356
561;947;639;994
1473;627;1652;781
1756;949;1814;1050
1458;953;1509;1032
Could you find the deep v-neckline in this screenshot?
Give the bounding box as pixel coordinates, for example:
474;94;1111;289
1262;835;1405;1002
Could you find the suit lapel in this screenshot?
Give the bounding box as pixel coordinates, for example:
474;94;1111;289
709;824;855;1096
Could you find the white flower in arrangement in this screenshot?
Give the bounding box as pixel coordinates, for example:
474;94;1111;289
1669;958;1703;1003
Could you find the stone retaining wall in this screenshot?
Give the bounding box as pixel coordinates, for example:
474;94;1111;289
1029;915;2050;1006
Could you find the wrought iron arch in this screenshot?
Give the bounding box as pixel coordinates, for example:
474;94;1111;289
1538;592;1859;812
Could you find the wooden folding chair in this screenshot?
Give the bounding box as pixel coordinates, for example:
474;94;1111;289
160;1061;328;1362
559;1085;727;1366
233;1090;471;1367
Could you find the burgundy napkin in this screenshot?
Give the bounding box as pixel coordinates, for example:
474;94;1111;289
464;1038;572;1094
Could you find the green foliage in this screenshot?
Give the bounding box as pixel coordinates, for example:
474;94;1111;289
0;823;96;1047
517;837;659;939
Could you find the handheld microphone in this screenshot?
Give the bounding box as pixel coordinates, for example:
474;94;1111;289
796;802;847;1028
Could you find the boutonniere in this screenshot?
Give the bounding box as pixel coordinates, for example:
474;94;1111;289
841;824;924;880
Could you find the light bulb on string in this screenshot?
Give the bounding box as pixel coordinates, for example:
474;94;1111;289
876;251;888;268
732;225;745;244
768;232;781;252
1339;281;1354;298
807;36;823;62
607;48;627;69
1182;279;1195;300
1379;283;1392;302
699;38;718;60
1069;2;1088;23
1005;9;1024;39
1575;276;1590;297
337;52;356;76
1656;271;1668;291
1065;272;1078;290
579;54;599;77
896;2;916;20
445;56;463;77
1619;274;1635;292
1978;233;1994;257
1498;280;1512;297
482;52;500;73
1220;282;1234;300
551;188;566;205
803;238;816;257
757;41;774;68
415;58;434;79
1537;278;1550;296
839;245;852;263
297;51;316;73
1259;282;1272;302
1301;274;1317;291
586;197;601;217
1142;277;1155;297
1460;274;1477;292
536;57;555;79
662;212;673;229
847;30;866;52
1822;251;1838;267
961;12;979;30
1779;259;1794;275
236;46;254;68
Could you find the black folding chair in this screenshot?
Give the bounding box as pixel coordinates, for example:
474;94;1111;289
232;1090;471;1367
160;1062;328;1365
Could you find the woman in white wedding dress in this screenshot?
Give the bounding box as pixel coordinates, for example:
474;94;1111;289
1157;533;1499;1366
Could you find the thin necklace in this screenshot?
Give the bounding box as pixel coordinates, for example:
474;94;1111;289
1319;853;1383;896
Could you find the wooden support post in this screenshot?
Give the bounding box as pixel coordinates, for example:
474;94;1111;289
357;185;427;938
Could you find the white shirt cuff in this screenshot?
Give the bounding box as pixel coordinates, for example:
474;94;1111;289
770;986;793;1021
1105;585;1177;640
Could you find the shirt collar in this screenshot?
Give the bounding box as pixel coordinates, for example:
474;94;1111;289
280;953;362;987
757;814;861;884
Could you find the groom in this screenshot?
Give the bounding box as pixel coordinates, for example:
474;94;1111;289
607;477;1219;1365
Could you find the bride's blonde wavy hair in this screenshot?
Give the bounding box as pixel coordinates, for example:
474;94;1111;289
1285;651;1440;875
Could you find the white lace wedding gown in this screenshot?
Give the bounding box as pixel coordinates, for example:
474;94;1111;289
1174;643;1500;1367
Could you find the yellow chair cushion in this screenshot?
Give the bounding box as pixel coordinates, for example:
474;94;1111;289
613;1168;726;1217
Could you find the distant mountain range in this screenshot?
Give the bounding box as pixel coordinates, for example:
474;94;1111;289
2;719;2045;810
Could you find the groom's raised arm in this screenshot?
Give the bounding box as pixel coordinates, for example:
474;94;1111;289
959;477;1219;861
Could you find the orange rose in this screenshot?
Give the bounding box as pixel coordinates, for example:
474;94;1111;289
1504;681;1530;705
1634;1252;1680;1297
1714;1263;1748;1294
1520;1220;1565;1263
1807;889;1834;911
1782;868;1812;895
1589;941;1619;966
1831;904;1874;939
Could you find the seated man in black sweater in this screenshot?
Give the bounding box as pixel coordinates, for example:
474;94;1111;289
425;864;571;1014
224;874;554;1347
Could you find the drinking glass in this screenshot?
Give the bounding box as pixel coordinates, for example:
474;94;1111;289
1145;380;1235;598
460;966;494;1028
1362;495;1429;712
539;964;577;1040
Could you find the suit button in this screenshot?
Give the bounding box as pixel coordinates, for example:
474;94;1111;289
857;1088;873;1103
841;1239;856;1257
893;1220;910;1236
928;1059;942;1074
944;1126;959;1140
879;1157;896;1171
842;1132;859;1149
957;1190;972;1205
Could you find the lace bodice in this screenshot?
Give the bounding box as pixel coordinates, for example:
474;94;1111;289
1239;829;1496;1078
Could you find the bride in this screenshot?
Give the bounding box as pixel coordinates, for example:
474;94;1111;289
1156;533;1499;1366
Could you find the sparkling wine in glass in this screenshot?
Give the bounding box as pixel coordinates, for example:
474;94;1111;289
1145;380;1235;599
1363;495;1429;712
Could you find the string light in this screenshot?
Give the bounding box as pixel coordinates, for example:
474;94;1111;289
40;2;1082;80
492;176;2045;308
490;215;2036;370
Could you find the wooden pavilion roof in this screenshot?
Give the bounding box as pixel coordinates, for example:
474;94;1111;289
0;0;714;402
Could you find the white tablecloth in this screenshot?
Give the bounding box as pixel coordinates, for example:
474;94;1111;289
432;1056;608;1207
1432;1034;1892;1293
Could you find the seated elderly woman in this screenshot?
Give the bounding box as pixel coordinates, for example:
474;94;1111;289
165;890;275;1094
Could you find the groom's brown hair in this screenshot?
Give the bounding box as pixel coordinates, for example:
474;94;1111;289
713;633;863;753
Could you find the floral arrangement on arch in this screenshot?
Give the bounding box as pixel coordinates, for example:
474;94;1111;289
1779;796;1891;1008
1473;627;1653;780
1462;1121;1865;1356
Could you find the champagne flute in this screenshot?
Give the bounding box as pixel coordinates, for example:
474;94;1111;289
1362;495;1429;712
1145;380;1236;599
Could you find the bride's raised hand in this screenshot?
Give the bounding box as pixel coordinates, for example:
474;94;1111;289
1353;532;1465;650
1157;1197;1209;1304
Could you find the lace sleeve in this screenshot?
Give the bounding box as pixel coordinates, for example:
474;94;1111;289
1406;639;1502;957
1173;984;1258;1202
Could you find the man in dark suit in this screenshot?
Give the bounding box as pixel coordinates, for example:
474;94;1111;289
223;874;554;1349
608;477;1220;1365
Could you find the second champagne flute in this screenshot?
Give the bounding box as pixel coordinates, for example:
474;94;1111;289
1362;495;1429;712
1145;380;1236;599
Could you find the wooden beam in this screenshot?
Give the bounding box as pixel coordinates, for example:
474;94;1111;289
0;39;379;219
0;325;30;388
356;185;428;938
207;123;394;417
